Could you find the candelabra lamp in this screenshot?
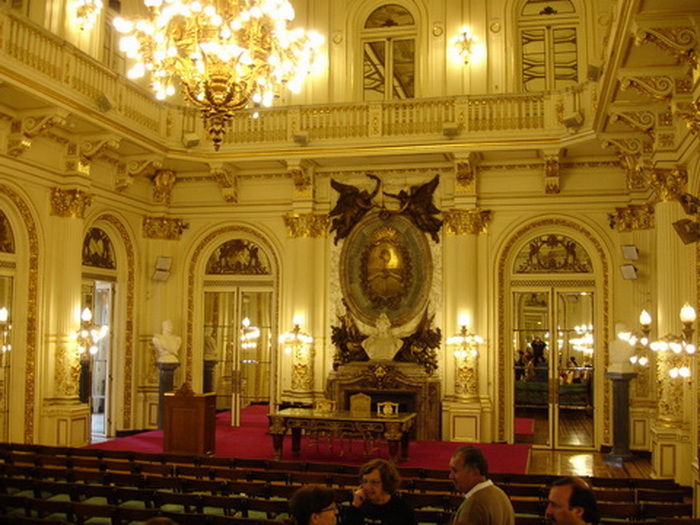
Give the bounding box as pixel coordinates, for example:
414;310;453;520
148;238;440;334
76;307;109;403
280;322;314;391
447;325;482;398
649;303;696;380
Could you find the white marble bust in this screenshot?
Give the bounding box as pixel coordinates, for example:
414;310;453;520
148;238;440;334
153;320;182;364
362;313;402;361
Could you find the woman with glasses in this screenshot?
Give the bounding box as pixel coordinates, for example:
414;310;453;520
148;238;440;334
290;485;339;525
343;458;417;525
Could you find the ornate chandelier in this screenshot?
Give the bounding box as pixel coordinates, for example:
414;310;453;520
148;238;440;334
114;0;323;149
72;0;104;31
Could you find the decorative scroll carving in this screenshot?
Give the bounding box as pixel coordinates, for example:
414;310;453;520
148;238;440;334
443;209;492;235
54;343;81;397
210;164;238;203
675;101;700;136
515;234;593;273
142;216;186;240
616;152;648;191
283;213;329;238
82;227;116;269
648;165;687;201
612;204;655;232
7;114;67;157
620;76;674;101
329;174;443;244
50;188;93;218
117;158;163;191
289;163;313;199
609;110;656;137
0;211;15;253
657;353;686;421
635;26;698;71
455;353;478;398
602;136;649;156
152;169;176;205
80;138;120;166
543;153;560;194
205;239;269;275
291;346;315;391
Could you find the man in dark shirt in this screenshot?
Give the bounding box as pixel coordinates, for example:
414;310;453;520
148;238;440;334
545;477;600;525
342;458;416;525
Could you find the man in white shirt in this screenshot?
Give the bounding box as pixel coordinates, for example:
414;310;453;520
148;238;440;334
448;445;514;525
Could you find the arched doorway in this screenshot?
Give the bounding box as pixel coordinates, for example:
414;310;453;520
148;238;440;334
499;220;611;449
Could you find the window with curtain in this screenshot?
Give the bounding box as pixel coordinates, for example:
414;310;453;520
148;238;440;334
362;4;416;101
519;0;580;92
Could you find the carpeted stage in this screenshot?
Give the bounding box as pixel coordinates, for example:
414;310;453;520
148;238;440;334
87;405;531;474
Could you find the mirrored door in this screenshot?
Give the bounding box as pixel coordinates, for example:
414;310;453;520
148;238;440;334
204;288;273;426
0;276;12;441
513;289;595;448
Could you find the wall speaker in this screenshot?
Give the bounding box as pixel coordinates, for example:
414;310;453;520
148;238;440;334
673;219;700;244
587;63;601;82
563;111;583;129
292;131;309;145
620;264;638;280
182;133;200;148
152;256;172;281
96;93;114;113
442;122;460;138
622;245;639;260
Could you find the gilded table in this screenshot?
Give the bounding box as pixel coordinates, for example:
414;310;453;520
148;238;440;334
267;408;417;463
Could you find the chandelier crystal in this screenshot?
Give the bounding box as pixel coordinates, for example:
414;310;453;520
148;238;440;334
72;0;104;31
114;0;323;150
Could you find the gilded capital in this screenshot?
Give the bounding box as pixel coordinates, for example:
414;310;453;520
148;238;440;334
50;188;93;218
443;209;492;235
152;169;177;205
648;166;687;201
283;213;329;238
613;203;655;232
142;216;186;240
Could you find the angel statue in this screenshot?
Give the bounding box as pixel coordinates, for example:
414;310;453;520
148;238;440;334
384;174;443;243
329;174;381;244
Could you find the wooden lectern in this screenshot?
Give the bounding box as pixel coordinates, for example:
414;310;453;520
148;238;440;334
163;383;216;455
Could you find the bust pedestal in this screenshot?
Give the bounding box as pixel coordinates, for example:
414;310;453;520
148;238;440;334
156;362;180;429
605;371;637;461
203;360;217;393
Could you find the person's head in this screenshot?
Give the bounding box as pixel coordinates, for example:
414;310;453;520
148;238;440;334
145;519;177;525
359;458;401;503
448;445;488;494
162;320;173;334
289;485;337;525
546;477;600;525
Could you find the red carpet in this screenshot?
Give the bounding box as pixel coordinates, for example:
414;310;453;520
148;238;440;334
514;417;534;434
87;405;531;474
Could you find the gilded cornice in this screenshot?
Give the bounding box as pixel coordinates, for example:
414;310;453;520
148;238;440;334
142;216;186;240
648;165;687;201
50;188;93;218
613;203;655;232
443;209;492;235
0;184;39;443
620;75;675;101
634;26;698;71
283;213;329;238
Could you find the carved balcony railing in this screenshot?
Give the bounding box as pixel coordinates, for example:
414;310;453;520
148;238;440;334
0;9;592;154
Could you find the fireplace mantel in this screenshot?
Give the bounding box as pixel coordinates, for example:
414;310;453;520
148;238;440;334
325;361;441;441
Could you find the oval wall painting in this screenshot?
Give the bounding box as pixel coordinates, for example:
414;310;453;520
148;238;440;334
340;211;432;326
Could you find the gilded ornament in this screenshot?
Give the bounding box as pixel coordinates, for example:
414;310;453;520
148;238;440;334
0;210;15;253
50;188;93;219
544;154;560;194
7;114;67;157
290;166;313;198
456;157;476;192
609;110;655;136
142;216;186;240
515;234;592;273
634;26;698;70
443;209;492;235
54;343;81;397
79;138;120;166
283;213;329;238
152;169;176;205
613;204;655;232
211;165;238;203
675;101;700;136
82;227;116;269
206;238;269;274
648;165;687;201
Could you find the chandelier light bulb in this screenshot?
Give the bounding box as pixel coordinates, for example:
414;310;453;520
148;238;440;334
639;356;648;366
81;308;93;323
669;367;679;378
0;307;7;323
686;343;696;354
679;366;691;378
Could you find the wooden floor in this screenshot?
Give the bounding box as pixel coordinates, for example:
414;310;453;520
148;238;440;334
527;449;654;478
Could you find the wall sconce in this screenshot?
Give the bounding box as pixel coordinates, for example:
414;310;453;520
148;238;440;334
279;323;313;357
71;0;103;31
0;307;11;353
447;325;483;361
646;303;696;379
76;307;109;356
450;26;480;64
625;309;652;367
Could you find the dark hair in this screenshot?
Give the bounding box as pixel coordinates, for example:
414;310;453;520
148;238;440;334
359;458;401;495
550;476;600;524
451;445;489;477
289;485;335;525
144;519;177;525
